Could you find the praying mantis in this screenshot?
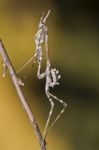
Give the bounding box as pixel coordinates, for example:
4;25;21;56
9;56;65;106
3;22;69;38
17;10;67;148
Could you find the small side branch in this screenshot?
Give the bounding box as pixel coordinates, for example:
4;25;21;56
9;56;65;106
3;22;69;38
0;39;46;150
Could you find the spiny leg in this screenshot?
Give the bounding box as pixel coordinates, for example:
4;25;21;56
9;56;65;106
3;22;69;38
45;92;67;138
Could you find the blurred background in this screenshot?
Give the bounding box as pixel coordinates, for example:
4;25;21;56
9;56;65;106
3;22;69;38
0;0;99;150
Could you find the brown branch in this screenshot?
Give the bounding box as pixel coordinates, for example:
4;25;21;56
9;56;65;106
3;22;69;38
0;39;46;150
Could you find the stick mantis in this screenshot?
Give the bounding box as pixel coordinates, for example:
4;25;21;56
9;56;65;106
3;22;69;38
17;10;67;148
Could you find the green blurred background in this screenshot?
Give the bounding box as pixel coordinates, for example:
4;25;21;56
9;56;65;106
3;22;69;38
0;0;99;150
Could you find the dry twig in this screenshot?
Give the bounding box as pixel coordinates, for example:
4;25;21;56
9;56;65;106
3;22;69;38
0;39;46;150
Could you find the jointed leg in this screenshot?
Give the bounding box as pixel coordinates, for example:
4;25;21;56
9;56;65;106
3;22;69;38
45;92;67;138
16;53;36;74
23;62;36;79
43;91;54;138
41;91;54;149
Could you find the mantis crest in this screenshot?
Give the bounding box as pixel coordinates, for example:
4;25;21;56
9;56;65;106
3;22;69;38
17;10;67;148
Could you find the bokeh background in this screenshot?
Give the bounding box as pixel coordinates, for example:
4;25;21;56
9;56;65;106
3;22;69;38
0;0;99;150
